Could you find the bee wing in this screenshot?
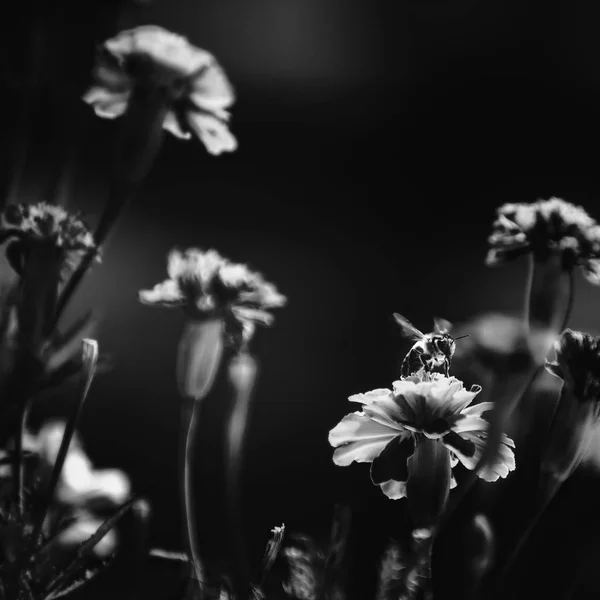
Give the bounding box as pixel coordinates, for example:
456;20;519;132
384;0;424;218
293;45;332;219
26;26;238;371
393;313;425;341
433;317;453;335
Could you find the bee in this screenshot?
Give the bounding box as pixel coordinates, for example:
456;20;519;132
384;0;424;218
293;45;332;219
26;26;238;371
393;313;469;378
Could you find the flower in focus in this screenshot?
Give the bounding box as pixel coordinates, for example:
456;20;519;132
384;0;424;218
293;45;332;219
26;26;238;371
328;372;515;503
139;248;286;348
486;197;600;283
83;25;237;155
0;202;97;276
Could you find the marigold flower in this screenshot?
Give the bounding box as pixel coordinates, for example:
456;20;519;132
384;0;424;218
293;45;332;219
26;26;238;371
139;248;286;348
83;25;237;155
328;372;515;502
545;329;600;401
0;421;130;559
542;330;600;485
486;198;600;283
0;202;96;275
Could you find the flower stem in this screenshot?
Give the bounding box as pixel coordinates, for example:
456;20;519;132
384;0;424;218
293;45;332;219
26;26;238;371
53;92;168;328
179;396;206;599
14;398;30;519
225;353;258;598
131;499;152;600
492;478;560;599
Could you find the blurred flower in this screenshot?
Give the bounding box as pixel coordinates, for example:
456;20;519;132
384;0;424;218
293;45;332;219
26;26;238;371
282;535;321;600
35;421;130;509
375;542;406;600
83;25;237;155
0;202;97;276
452;313;552;374
542;330;600;486
139;248;286;348
0;421;130;559
328;372;515;505
486;198;600;283
545;329;600;401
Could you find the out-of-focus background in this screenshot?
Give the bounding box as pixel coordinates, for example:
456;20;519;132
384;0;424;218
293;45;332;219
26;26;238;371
2;0;600;598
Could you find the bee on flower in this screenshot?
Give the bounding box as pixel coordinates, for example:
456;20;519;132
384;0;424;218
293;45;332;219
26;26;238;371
393;313;469;377
328;371;515;524
486;197;600;283
83;25;237;156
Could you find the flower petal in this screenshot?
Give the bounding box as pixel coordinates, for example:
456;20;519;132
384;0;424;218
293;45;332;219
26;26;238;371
82;87;130;119
188;59;236;113
583;259;600;285
329;413;399;466
443;430;516;482
163;110;192;139
138;279;184;307
378;479;407;500
186;112;237;155
348;389;393;405
370;435;415;484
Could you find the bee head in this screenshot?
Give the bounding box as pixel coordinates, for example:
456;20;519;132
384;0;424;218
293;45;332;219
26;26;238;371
433;335;456;357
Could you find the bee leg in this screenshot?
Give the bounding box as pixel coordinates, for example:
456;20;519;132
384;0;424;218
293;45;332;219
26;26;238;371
419;352;431;373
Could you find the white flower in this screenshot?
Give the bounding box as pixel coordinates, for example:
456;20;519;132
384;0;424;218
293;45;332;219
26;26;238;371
83;25;237;155
329;372;515;501
139;248;286;347
486;198;600;283
0;202;95;251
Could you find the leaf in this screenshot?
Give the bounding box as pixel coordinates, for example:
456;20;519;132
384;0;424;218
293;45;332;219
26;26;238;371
45;312;96;374
43;564;106;600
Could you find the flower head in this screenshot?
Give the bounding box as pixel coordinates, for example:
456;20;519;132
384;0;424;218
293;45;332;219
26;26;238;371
83;25;237;155
0;202;95;252
0;421;130;560
486;198;600;283
328;372;515;500
139;248;286;347
0;202;97;284
545;329;600;404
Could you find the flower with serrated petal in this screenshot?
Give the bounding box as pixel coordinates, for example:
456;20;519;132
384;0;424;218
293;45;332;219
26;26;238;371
328;372;515;506
0;202;97;277
486;197;600;284
139;248;286;348
83;25;237;155
543;330;600;486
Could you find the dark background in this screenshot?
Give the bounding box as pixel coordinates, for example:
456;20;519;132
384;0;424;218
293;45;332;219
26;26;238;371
3;0;600;598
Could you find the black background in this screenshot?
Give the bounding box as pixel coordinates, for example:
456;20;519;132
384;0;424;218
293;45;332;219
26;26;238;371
3;0;600;598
